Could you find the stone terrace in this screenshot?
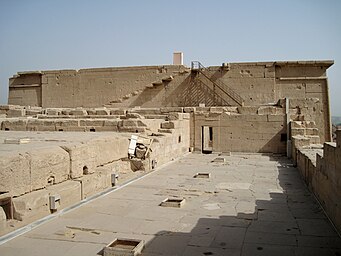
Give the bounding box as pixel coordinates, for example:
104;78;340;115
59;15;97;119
0;153;340;256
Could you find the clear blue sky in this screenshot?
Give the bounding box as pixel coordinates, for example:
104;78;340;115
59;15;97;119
1;0;340;115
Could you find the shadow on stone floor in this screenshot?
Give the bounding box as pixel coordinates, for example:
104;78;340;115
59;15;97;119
138;155;341;256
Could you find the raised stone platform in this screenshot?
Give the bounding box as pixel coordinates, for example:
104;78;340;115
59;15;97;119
0;153;340;255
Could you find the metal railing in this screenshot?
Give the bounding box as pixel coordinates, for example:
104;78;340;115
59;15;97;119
191;61;244;106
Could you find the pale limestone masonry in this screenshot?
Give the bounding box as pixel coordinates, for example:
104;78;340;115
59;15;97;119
1;60;339;238
291;125;341;233
8;61;333;143
0;111;190;235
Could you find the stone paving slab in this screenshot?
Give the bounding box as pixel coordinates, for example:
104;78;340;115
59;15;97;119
0;153;340;256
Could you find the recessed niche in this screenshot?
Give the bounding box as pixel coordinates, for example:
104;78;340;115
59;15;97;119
194;172;210;178
83;166;89;175
103;238;144;256
160;198;185;208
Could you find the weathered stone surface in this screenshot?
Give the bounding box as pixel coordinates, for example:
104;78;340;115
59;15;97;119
26;109;42;116
46;108;61;116
110;109;126;115
0;152;31;196
70;109;87;116
161;121;175;129
119;120;147;127
29;147;70;191
130;158;145;171
60;136;129;178
7;109;25;117
1;119;27;131
61;143;96;178
160;107;183;113
95;108;110;115
126;113;143;119
79;120;105;127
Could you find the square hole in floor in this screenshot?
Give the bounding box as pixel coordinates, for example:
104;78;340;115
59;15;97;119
104;238;144;256
160;198;186;208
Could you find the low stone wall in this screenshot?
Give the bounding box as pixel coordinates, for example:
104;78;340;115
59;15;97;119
293;129;341;233
0;115;190;236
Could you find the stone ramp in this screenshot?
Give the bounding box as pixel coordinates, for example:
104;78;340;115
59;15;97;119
0;153;340;256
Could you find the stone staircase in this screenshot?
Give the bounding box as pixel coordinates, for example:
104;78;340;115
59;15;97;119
103;70;189;107
191;61;244;107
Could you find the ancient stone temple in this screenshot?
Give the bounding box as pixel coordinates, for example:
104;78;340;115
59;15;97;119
0;58;340;255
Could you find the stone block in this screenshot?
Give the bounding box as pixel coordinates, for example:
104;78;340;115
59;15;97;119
167;113;181;120
79;120;105;127
86;109;96;115
110;109;126;115
308;135;320;144
28;147;70;191
46;181;81;209
89;136;129;166
160;107;183;113
119;127;146;133
210;107;224;113
183;107;196;113
196;107;210;112
238;106;258;115
144;115;167;119
70;109;87;116
131;108;161;115
27;119;56;131
291;128;305;136
1;119;27;131
7;109;25;117
126;113;144;119
46;108;61;116
61;109;72;115
76;169;111;199
305;128;319;136
119;120;146;127
54;120;79;127
95;108;110;115
61;143;96;178
304;121;316;128
0;105;15;110
26;110;43;116
257;106;278;115
291;121;304;128
104;120;119;127
12;189;49;221
225;106;239;113
179;113;190;120
0;152;31;197
158;128;173;134
161;121;175;129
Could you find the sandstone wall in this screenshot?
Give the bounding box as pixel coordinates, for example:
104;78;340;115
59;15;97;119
8;72;42;107
192;106;286;153
8;65;189;108
294;129;341;233
8;61;332;143
0;112;191;235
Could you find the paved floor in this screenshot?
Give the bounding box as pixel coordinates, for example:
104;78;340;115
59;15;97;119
0;153;340;256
